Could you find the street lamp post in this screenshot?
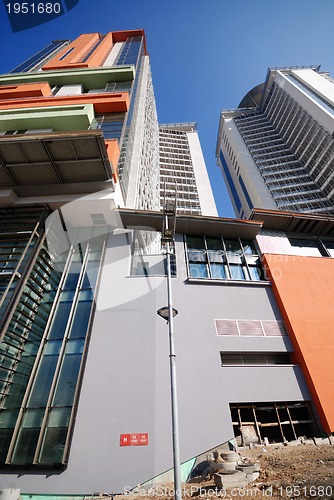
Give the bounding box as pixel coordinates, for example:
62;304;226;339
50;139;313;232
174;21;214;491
157;201;182;500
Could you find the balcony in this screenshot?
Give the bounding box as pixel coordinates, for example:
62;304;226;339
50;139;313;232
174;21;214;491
0;130;116;200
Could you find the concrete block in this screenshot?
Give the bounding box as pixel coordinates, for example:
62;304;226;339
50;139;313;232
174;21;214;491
214;471;248;489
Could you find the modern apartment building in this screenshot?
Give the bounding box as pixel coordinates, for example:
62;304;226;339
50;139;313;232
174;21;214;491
0;30;159;212
1;204;334;495
0;34;333;498
159;123;217;216
216;66;334;218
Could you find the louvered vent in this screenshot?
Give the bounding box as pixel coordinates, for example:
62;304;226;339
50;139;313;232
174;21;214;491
215;319;288;337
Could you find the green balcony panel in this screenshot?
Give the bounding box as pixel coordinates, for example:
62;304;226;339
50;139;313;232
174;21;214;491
0;104;95;132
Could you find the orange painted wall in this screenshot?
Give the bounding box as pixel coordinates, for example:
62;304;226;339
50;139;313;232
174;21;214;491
84;32;113;67
0;92;130;114
105;139;120;182
263;254;334;432
0;82;52;99
42;33;113;71
42;30;147;71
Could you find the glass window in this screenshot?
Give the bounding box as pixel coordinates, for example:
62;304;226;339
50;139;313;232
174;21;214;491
289;238;322;256
210;263;227;279
229;265;246;280
248;266;263;281
47;292;74;340
38;407;72;464
189;262;209;279
130;230;176;277
186;235;264;282
11;409;44;464
4;235;105;467
322;240;334;257
27;341;61;407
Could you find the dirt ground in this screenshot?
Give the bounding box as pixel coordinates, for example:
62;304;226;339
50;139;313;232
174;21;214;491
117;443;334;499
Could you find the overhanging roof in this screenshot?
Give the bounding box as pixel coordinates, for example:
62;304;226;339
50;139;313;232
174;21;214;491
0;130;114;197
250;208;334;237
118;209;263;239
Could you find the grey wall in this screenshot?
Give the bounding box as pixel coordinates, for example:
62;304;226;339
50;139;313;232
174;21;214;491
0;231;311;495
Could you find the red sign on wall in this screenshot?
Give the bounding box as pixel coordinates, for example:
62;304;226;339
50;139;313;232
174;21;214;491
120;433;149;446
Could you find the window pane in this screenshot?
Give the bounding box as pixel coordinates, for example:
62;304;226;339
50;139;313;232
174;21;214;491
208;251;224;263
28;347;60;406
0;410;19;462
210;263;227;279
242;240;257;255
289;238;322;256
47;292;74;340
188;249;206;262
323;240;334;257
225;239;242;255
189;263;208;278
206;238;222;251
52;352;82;406
63;261;81;290
186;236;205;250
12;409;44;464
249;266;262;281
68;293;93;339
230;265;246;280
39;407;72;464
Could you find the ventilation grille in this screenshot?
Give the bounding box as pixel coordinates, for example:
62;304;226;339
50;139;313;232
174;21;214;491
215;319;288;337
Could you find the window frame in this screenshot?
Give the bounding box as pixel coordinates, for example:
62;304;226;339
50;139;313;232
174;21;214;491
184;235;264;282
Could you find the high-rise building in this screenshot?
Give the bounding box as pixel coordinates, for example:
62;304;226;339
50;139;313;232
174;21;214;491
0;29;216;488
159;123;217;216
0;30;159;212
216;66;334;218
0;29;161;475
1;34;333;498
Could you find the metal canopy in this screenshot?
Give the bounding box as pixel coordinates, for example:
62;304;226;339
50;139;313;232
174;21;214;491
118;209;263;239
0;130;113;190
251;208;334;237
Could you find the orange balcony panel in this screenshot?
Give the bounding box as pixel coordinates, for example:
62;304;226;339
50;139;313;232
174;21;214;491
0;92;130;114
105;139;120;182
85;32;113;67
0;82;52;99
263;254;334;433
42;33;107;71
112;29;147;54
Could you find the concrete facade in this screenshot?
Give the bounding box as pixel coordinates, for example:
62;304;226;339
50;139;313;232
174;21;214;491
0;212;313;494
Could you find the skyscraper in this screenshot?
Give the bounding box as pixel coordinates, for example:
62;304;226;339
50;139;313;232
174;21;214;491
216;66;334;218
159;123;217;216
0;29;217;480
1;32;333;499
0;30;159;212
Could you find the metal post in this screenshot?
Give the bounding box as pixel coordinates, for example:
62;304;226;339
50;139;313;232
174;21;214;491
164;211;182;500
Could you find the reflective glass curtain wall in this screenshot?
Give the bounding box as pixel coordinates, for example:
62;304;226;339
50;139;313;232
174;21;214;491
0;232;105;467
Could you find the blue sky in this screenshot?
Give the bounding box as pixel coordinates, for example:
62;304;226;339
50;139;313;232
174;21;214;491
0;0;334;217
